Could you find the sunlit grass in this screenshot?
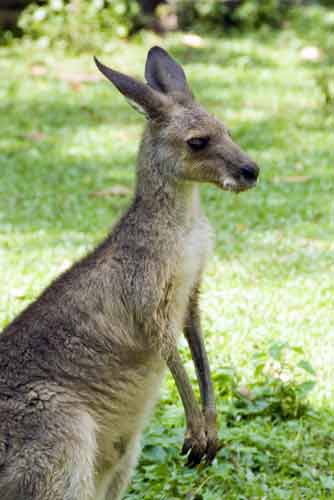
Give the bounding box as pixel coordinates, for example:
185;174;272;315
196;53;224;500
1;23;334;499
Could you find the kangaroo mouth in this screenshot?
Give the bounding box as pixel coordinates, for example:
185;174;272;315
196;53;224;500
218;176;257;193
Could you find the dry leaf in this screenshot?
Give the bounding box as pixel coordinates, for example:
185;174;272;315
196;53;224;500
238;386;253;400
182;34;205;48
58;72;102;84
300;46;323;62
69;81;82;92
236;223;247;232
90;186;131;198
24;131;46;142
30;65;47;77
274;175;312;184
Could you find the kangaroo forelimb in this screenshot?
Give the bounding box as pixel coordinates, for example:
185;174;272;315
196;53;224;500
166;346;207;467
184;286;220;462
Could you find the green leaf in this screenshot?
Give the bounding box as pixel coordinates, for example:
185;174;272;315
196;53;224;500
269;342;289;361
320;475;334;490
142;445;167;464
297;380;316;396
298;360;316;376
291;346;304;355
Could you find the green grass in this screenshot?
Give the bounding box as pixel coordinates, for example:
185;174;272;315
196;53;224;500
1;18;334;500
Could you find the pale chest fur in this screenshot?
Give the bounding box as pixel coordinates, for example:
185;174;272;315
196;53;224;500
171;213;214;334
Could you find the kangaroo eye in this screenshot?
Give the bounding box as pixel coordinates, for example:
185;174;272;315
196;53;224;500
187;136;210;151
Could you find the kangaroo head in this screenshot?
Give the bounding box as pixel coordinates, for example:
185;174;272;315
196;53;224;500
94;46;259;193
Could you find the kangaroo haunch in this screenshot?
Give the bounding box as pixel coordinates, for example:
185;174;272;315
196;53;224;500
0;46;259;500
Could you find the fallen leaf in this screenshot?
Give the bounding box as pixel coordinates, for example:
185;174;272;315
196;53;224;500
238;386;253;400
30;65;47;77
274;175;312;184
58;72;102;84
300;46;323;62
182;34;205;48
236;223;247;232
90;185;132;198
24;131;46;142
69;81;82;92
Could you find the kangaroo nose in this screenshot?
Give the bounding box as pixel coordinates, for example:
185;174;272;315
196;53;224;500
240;164;259;183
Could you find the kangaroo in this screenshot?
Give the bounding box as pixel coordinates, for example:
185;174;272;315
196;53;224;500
0;47;259;500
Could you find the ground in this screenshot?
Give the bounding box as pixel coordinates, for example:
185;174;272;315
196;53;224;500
1;18;334;500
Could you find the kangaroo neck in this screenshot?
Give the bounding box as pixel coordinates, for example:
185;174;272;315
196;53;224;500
133;127;201;228
134;178;199;226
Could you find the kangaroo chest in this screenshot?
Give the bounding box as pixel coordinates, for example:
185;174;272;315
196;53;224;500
169;216;213;331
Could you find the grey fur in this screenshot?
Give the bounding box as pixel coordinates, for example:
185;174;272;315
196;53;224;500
0;46;259;499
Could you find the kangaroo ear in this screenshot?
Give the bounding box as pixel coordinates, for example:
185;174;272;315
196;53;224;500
145;46;192;97
94;56;168;119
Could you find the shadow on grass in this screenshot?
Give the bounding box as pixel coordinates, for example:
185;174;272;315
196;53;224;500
0;95;143;136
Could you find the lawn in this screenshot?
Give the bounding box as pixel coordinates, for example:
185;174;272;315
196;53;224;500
1;14;334;500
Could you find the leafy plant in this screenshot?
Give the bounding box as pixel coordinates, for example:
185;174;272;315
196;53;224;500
232;343;316;421
18;0;140;50
235;0;294;29
175;0;298;32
